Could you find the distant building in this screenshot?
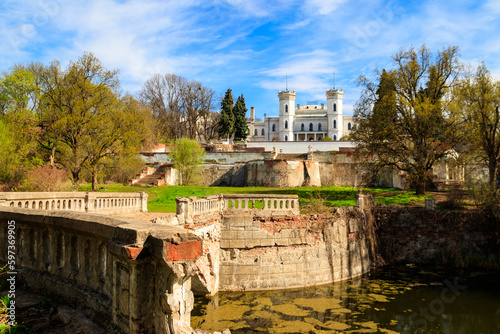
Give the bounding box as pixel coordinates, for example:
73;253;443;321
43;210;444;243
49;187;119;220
248;88;355;141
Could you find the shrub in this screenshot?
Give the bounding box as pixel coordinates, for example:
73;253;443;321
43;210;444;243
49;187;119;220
170;138;206;186
19;166;73;192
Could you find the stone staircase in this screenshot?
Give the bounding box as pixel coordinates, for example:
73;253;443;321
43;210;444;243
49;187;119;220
134;165;169;186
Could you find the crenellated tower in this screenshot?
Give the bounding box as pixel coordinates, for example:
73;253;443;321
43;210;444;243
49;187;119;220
278;90;296;141
326;89;343;141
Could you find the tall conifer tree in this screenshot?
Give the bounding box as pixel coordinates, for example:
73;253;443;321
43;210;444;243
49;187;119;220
233;94;248;141
218;89;234;140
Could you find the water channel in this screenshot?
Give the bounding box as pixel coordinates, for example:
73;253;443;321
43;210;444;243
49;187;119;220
191;265;500;333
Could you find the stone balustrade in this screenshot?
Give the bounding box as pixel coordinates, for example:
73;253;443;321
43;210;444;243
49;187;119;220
176;194;299;224
0;192;148;214
0;207;202;333
223;194;299;216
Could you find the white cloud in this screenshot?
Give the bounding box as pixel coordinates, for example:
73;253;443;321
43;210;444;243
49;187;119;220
303;0;347;15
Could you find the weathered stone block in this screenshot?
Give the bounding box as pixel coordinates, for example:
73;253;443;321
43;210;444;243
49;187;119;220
238;230;253;240
269;265;282;274
229;239;245;249
237;266;253;275
245;238;260;248
260;238;275;247
220;239;230;249
282;263;296;273
274;238;289;246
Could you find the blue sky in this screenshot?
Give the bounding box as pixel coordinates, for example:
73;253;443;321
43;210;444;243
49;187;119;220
1;0;500;119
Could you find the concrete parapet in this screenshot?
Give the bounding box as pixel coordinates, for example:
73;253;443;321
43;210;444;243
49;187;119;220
0;208;201;334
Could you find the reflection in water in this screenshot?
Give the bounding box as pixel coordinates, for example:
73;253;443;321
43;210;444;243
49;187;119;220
191;265;500;333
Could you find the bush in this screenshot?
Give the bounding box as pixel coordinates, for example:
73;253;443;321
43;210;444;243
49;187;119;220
472;184;499;209
19;166;73;192
170;138;206;186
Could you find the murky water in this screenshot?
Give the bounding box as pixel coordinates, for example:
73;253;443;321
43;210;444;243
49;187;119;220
191;265;500;333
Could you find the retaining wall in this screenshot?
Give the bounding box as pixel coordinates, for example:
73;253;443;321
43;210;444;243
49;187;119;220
178;194;372;293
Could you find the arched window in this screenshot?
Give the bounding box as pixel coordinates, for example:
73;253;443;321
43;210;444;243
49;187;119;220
334;103;337;112
334;135;337;141
254;129;258;136
272;124;276;132
285;120;288;129
285;105;288;113
333;120;337;129
261;129;265;135
318;123;322;131
309;123;313;131
301;123;305;131
285;135;288;141
348;122;351;130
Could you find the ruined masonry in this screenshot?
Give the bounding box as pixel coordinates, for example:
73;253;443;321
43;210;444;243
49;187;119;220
0;192;374;334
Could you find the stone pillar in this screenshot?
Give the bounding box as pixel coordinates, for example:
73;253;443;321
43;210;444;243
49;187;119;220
140;192;148;212
356;189;367;209
85;192;95;212
425;199;436;210
176;198;190;225
307;145;314;161
160;276;194;334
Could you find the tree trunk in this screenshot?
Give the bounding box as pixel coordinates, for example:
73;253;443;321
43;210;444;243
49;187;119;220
50;146;56;169
92;170;98;191
71;171;80;185
415;173;426;195
488;158;497;186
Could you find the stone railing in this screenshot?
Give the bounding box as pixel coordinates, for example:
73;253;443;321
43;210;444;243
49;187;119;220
223;194;299;215
176;194;299;224
0;208;202;333
0;192;148;214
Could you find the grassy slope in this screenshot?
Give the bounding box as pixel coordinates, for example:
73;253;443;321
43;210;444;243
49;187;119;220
80;184;430;213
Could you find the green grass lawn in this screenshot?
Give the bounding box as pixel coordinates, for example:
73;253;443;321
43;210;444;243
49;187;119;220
79;184;431;213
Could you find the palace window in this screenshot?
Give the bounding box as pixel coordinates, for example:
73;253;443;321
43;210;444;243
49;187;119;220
285;135;288;141
348;122;351;130
318;123;322;131
272;124;276;132
254;129;258;136
334;103;337;112
285;120;288;129
261;129;265;135
333;120;337;128
301;123;304;131
285;105;288;113
309;123;313;131
334;135;337;141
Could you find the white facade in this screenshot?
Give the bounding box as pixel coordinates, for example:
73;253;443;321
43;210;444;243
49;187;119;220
249;88;355;142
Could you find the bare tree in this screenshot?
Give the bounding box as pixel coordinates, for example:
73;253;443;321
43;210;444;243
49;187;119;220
139;74;216;142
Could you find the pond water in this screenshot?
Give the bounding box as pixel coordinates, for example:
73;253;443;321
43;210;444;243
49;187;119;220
191;265;500;333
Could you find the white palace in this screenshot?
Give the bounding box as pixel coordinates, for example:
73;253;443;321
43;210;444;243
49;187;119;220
248;88;355;142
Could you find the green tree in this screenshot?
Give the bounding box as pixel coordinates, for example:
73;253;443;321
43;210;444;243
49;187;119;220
170;138;206;185
233;94;248;141
218;89;234;140
40;52;120;184
350;45;462;195
455;63;500;186
0;69;42;187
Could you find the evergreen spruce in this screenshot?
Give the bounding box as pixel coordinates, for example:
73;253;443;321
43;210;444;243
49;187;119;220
233;94;249;142
218;89;234;140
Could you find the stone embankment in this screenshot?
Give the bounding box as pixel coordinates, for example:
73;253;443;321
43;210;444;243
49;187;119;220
374;206;500;266
175;193;373;294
